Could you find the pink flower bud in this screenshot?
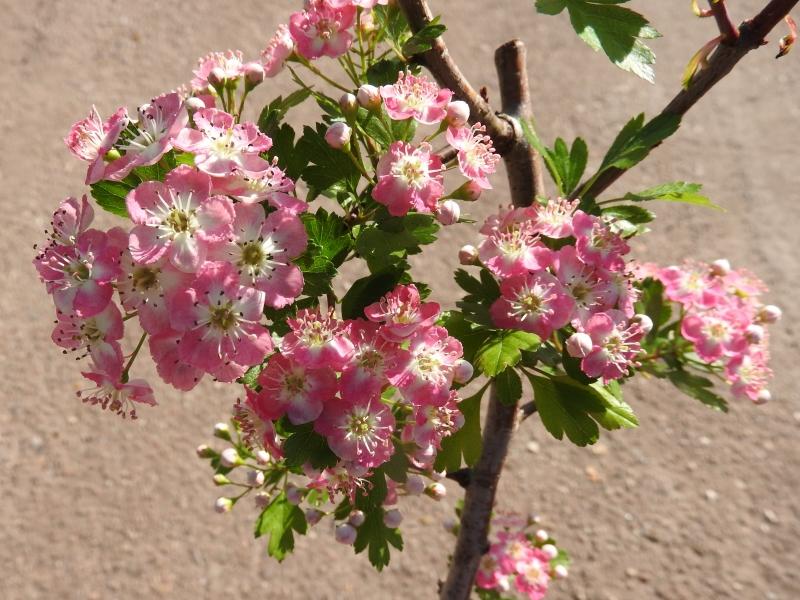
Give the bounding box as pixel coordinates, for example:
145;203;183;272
339;92;358;118
214;497;233;513
710;258;731;276
220;447;241;468
286;484;304;505
758;305;782;324
246;470;265;487
458;244;479;265
453;359;474;384
566;332;593;358
425;482;447;501
541;543;559;559
348;509;366;527
325;122;352;149
535;529;549;542
208;66;226;87
244;61;265;86
357;84;381;110
445;100;470;127
254;492;271;509
196;444;216;458
305;508;323;526
404;474;425;496
213;422;232;441
554;564;569;579
632;313;654;335
449;180;483;202
335;523;357;545
436;200;461;225
359;9;377;34
755;389;772;404
383;509;404;528
255;449;271;465
745;324;765;344
185;97;207;112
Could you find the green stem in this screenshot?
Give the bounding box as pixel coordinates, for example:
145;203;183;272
300;59;351;92
121;333;147;383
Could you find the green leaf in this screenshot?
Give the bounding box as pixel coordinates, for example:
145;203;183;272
495;368;523;406
341;267;404;320
600;113;681;172
601;204;655;224
434;384;489;472
454;269;486;297
442;311;492;365
668;370;729;412
550;137;589;196
475;331;540;377
257;88;312;138
623;181;720;209
282;422;339;469
239;362;265;391
634;277;671;344
401;17;446;55
353;506;404;571
254;492;308;561
296;209;352;297
536;0;661;83
133;152;176;182
355;213;439;272
297;124;360;200
89;179;134;218
366;58;406;86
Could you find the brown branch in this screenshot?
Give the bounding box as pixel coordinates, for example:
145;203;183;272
576;0;799;201
709;0;740;43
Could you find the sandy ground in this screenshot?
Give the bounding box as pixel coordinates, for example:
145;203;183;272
1;1;798;598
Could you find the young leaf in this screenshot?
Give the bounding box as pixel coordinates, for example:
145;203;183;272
434;384;489;472
296;209;352;297
340;267;404;320
599;113;681;173
622;181;720;208
475;331;540;377
401;17;446;56
601;204;655;224
89;179;135;218
668;369;729;412
254;492;308;561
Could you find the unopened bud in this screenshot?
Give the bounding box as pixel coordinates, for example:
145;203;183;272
425;482;447;501
442;516;459;533
255;449;271;465
185;97;207;112
196;444;216;459
755;389;772;404
541;544;559;559
244;61;265;87
710;258;731;277
214;497;233;513
632;313;653;335
383;508;403;528
220;447;242;468
213;474;232;486
745;324;765;344
339;92;358;118
348;509;366;527
254;491;271;509
286;484;304;505
213;422;232;441
449;180;483;202
535;529;549;542
325;121;351;149
357;84;381;110
246;470;266;487
208;66;226;87
404;474;425;496
445;100;470;127
458;244;479;265
358;9;377;34
305;508;324;526
436;200;461;226
758;305;782;324
335;523;357;545
554;564;569;579
453;359;474;384
566;332;593;358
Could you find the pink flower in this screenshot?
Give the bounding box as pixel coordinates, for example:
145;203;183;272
572;211;629;270
681;309;748;363
191;50;244;92
580;311;645;383
389;326;462;405
261;25;295;77
77;362;156;419
532;197;578;239
34;228;125;317
282;309;355;369
364;284;440;342
372;141;444;216
725;346;773;402
170;261;272;381
126;165;234;273
658;262;722;310
478;208;552;278
553;246;616;323
379;72;453;124
315;391;395;468
211;203;306;308
49;195;95;247
51;303;124;377
325;0;387;8
64;106;129;184
253;354;338;424
213;158;300;208
513;549;551;600
340;321;409;397
289;3;356;60
148;330;204;391
174;109;272;177
490;271;575;338
411;391;464;449
104;92;188;181
446;123;500;189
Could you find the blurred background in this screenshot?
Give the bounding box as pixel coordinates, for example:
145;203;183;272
1;1;798;598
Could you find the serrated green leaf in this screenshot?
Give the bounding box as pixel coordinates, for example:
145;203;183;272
401;17;446;55
296;209;352;297
434;384;489;472
668;370;729;412
282;422;339;469
257;88;312;139
495;368;523;406
601;204;655;224
355;213;438;272
366;58;406;86
600;113;681;172
353;506;403;571
89;179;134;218
254;493;308;561
297;124;360;200
623;181;720;208
475;331;540;377
341;267;404;320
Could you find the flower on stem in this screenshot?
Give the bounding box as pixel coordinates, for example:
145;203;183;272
364;284;440;342
148;329;204;391
64;106;129;184
49;196;95;247
578;311;646;383
490;271;575;338
380;72;453;124
191;50;245;92
77;360;156;419
51;302;124;376
282;309;355;369
213;158;304;212
446;123;500;189
289;2;356;60
553;245;617;324
340;321;409;398
372;141;444;216
477;207;552;279
531;197;578;239
680;309;748;362
572;211;629;271
389;326;463;405
261;24;295;77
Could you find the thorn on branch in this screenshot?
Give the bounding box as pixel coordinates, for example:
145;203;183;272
708;0;740;44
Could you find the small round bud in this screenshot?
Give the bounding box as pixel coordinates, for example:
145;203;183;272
325;122;352;149
710;258;731;277
445;100;470;127
758;305;782;324
535;529;549;542
755;389;772;404
213;422;232;441
541;543;559;559
244;61;265;87
436;200;461;226
305;508;324;526
451;180;483;202
358;9;377;34
185;97;207;112
566;332;593;358
335;523;357;545
442;517;459;534
213;473;232;486
196;444;216;459
554;564;569;579
208;66;226;87
105;148;122;161
357;84;381;110
632;313;654;335
255;449;271;465
286;484;304;505
425;482;447;501
339;92;358;118
404;474;426;496
214;497;233;514
458;244;479;265
348;509;366;527
745;324;765;344
246;470;266;487
220;447;242;468
254;491;271;509
383;508;403;529
453;359;474;384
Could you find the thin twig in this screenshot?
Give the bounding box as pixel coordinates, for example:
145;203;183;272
709;0;740;43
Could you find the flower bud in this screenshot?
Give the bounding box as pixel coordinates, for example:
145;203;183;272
758;305;782;324
286;484;304;505
541;543;559;559
383;508;403;528
554;564;569;579
425;482;447;501
436;200;461;226
358;9;377;34
535;529;549;542
357;84;381;110
453;359;474;384
404;474;426;496
566;332;593;358
445;100;470;127
196;444;216;459
213;473;232;486
458;244;479;265
449;180;483;202
220;447;242;468
185;97;207;112
710;258;731;277
339;92;358;119
208;66;226;87
325;121;352;149
305;508;324;526
335;523;357;545
214;497;233;514
755;389;772;404
255;449;271;465
254;491;271;509
348;509;366;527
442;517;459;534
632;313;654;335
213;422;232;441
246;470;266;487
745;324;765;344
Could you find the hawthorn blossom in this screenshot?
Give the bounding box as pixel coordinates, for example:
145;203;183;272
490;271;575;338
379;72;452;124
174;108;272;177
681;309;748;362
410;391;464;449
213;158;300;208
554;245;616;323
289;2;356;60
148;330;204;391
389;326;463;405
126;165;234;273
77;361;156;419
365;284;440;342
49;196;94;246
191;50;245;92
532;197;579;239
261;25;295;77
572;211;629;270
282;309;355;370
212;203;307;308
64;106;129;184
51;303;123;376
578;311;646;383
372;141;444;216
253;354;338;424
478;208;552;278
324;0;388;8
725;346;773;402
659;261;722;309
446;123;500;189
170;261;272;382
340;321;408;397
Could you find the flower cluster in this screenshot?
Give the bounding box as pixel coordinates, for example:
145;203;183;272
472;514;568;600
657;260;780;403
468;198;649;383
